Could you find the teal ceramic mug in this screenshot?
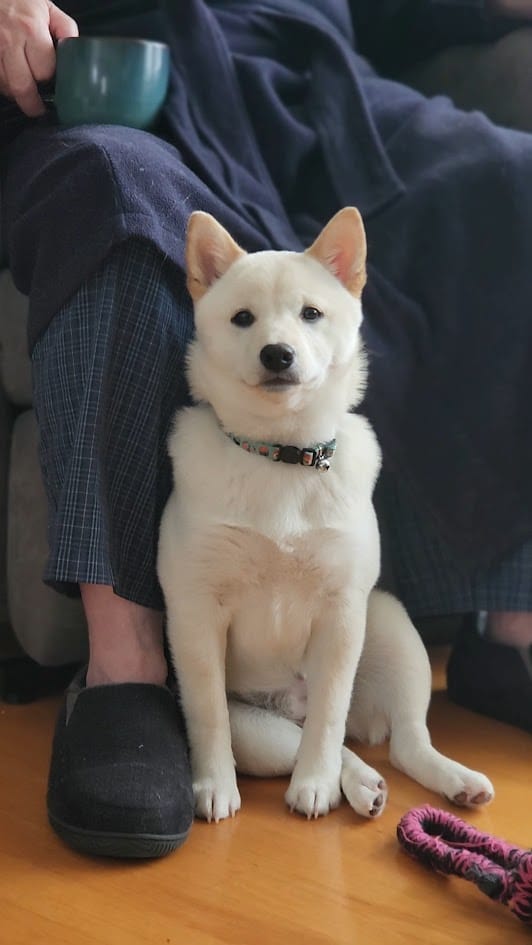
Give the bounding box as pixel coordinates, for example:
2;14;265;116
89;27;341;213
54;36;170;129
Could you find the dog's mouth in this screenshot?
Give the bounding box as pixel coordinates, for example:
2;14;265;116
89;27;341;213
260;373;300;390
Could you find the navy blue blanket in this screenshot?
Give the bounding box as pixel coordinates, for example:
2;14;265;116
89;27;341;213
2;0;532;567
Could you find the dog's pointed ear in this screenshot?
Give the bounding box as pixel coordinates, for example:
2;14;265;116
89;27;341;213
305;207;367;297
186;211;246;301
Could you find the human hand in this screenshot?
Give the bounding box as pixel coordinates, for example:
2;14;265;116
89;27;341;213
0;0;78;117
488;0;532;18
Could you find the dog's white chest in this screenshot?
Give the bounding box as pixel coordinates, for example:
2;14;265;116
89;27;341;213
227;532;324;681
210;523;365;696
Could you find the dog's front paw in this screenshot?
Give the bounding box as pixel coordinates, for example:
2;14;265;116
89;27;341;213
438;763;494;808
193;773;241;823
285;772;342;819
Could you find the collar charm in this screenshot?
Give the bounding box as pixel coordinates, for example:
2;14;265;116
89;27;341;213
226;433;336;472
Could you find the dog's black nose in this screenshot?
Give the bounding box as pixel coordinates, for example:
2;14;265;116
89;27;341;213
260;344;295;373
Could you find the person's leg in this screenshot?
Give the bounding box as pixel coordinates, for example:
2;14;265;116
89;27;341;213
32;237;191;611
82;585;166;686
32;238;195;856
487;612;532;647
376;474;532;732
391;28;532;687
350;41;532;731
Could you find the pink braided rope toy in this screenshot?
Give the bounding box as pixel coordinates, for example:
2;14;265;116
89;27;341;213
397;805;532;925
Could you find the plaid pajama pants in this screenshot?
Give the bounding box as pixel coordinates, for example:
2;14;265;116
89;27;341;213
31;239;191;611
31;238;532;615
376;475;532;617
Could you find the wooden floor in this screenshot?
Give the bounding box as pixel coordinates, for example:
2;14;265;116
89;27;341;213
1;647;530;945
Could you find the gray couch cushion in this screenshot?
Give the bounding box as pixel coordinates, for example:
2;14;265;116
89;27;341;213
0;270;32;407
8;409;88;665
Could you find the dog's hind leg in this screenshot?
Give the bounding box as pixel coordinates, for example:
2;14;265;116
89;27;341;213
340;746;388;818
229;700;302;777
229;699;388;818
348;589;494;807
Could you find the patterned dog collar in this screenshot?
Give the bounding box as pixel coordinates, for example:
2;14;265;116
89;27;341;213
226;433;336;472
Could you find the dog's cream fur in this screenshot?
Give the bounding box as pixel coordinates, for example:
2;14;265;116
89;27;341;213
158;208;494;822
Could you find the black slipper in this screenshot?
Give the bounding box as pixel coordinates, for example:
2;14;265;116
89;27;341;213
47;669;194;858
447;619;532;734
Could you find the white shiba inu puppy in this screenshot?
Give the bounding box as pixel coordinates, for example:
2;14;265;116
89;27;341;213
158;207;494;823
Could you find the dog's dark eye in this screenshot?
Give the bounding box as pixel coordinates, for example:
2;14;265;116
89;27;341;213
301;306;323;322
231;309;255;328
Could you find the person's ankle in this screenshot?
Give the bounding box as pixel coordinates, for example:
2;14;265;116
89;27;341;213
86;652;168;687
485;611;532;648
81;583;168;687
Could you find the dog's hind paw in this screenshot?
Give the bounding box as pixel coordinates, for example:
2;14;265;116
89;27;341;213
193;775;242;823
340;752;387;818
285;774;342;819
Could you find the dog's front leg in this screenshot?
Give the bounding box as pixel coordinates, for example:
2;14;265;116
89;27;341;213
285;593;367;818
166;595;240;823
